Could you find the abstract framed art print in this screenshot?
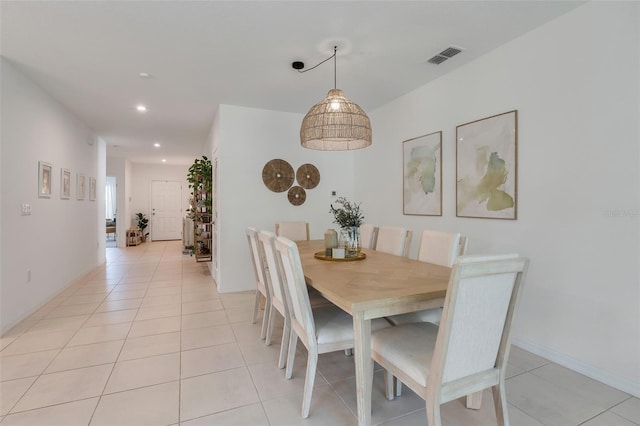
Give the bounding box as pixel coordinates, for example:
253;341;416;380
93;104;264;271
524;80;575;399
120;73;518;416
403;131;442;216
456;110;517;219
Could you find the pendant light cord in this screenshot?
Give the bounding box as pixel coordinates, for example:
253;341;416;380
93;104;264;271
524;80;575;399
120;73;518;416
297;46;338;89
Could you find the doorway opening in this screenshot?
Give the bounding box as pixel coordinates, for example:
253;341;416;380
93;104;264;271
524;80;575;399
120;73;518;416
106;176;117;248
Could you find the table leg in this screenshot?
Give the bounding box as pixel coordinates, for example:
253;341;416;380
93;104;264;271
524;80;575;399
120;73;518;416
466;391;483;409
353;312;372;426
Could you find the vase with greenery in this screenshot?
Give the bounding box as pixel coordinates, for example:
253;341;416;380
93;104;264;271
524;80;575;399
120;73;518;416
135;212;149;240
330;197;364;257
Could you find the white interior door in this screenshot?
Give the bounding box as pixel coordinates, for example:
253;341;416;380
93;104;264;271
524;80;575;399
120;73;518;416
151;180;182;241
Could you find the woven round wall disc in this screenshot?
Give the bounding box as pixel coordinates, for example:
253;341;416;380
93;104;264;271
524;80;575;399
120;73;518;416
287;186;306;206
262;159;294;192
296;163;320;189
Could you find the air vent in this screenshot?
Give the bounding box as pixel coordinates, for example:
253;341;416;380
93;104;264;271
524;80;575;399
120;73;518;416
427;46;464;65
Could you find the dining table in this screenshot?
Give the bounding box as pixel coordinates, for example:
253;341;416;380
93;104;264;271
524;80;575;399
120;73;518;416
297;239;477;425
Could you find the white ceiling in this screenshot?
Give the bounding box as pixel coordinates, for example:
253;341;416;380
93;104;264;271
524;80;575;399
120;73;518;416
1;1;584;165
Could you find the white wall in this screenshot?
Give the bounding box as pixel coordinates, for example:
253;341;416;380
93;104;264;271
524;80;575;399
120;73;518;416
129;162;190;240
211;104;355;293
1;58;103;332
357;2;639;396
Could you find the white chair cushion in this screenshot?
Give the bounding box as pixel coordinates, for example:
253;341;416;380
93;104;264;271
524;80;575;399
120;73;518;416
315;305;390;346
385;307;443;326
371;322;439;387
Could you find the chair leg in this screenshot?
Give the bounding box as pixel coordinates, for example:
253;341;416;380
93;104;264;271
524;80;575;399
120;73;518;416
251;290;260;324
264;305;276;345
259;298;271;340
285;331;298;379
278;316;291;369
396;379;403;397
344;348;353;356
492;383;509;426
301;352;318;418
425;394;442;426
383;370;395;400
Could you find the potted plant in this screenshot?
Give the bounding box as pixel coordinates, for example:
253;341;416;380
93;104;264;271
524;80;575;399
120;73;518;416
330;197;364;256
135;212;149;241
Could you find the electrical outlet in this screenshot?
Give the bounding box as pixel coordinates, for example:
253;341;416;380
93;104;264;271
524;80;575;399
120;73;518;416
331;191;337;196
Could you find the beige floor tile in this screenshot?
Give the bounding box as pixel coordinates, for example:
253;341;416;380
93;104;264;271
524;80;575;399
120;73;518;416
1;320;38;338
582;411;639;426
182;299;224;315
0;336;18;351
145;286;182;297
262;383;357;425
219;292;255;309
44;303;100;319
236;335;283;366
508;346;550;372
119;331;180;361
1;397;98;426
91;381;179;426
113;283;149;292
317;350;358;383
247;355;328;401
182;310;228;330
104;352;180;394
59;293;108;306
128;316;181;338
11;364;112;413
180;403;270;426
225;305;255;323
612;397;640;424
68;322;131;346
135;304;181;321
506;372;606;426
95;297;143;312
117;276;151;284
25;315;88;335
0;330;75;357
230;320;265;342
181;324;236;351
0;349;59;381
148;279;182;288
530;363;630;408
106;288;147;301
180;367;260;422
181;343;245;378
84;309;138;327
141;294;181;308
181;290;219;303
0;376;37;415
44;340;123;373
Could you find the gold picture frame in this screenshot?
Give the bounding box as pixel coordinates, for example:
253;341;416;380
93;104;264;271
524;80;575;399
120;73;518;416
456;110;518;219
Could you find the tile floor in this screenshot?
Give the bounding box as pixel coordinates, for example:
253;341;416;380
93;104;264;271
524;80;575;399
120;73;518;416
1;240;638;425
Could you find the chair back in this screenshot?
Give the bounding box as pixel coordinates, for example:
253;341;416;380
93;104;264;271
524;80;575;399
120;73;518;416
376;226;412;257
416;230;462;267
246;227;268;291
258;230;286;309
276;221;310;241
359;224;378;250
274;236;315;348
432;254;528;386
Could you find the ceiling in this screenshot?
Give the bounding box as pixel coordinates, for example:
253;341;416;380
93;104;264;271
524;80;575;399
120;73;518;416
1;1;584;165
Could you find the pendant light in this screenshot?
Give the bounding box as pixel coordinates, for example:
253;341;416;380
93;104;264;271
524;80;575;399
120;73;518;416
300;47;372;151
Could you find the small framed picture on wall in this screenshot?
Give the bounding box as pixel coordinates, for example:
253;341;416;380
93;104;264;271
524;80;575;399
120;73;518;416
61;169;71;199
38;161;52;198
77;173;86;200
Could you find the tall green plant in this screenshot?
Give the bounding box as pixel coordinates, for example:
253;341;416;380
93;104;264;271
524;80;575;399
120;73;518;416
187;156;213;219
135;212;149;237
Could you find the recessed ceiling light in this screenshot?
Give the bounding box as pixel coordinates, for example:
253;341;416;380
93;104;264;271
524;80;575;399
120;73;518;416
139;72;152;79
161;159;167;163
154;143;161;148
136;105;147;112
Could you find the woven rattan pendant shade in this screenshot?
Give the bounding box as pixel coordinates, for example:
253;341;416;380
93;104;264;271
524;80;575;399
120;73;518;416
300;89;372;151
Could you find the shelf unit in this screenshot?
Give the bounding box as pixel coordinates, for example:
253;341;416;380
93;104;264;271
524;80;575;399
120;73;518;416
126;227;142;246
193;176;213;262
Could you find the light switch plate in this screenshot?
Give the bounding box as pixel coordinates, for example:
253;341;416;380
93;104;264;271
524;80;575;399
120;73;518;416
21;204;32;216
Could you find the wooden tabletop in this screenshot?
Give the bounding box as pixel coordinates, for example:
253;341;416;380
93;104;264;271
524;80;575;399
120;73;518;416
297;240;451;319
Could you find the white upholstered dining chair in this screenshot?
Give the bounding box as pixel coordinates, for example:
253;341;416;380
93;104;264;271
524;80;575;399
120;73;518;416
371;254;529;426
387;230;466;326
275;221;310;241
246;227;271;340
359;223;378;250
375;226;412;257
274;236;391;418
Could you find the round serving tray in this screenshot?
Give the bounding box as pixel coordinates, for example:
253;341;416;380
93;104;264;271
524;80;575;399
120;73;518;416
314;251;366;262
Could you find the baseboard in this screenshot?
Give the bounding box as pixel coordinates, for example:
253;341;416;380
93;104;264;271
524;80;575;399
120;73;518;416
512;336;640;398
1;263;104;336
